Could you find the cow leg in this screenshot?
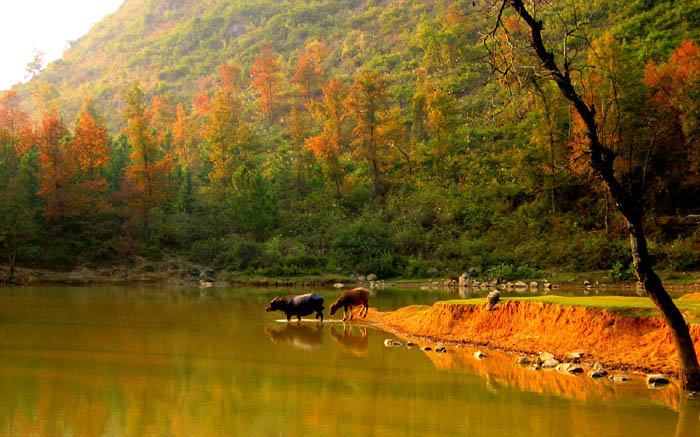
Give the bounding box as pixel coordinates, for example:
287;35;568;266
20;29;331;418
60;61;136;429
318;310;324;322
297;315;302;322
363;304;368;318
348;305;354;321
287;314;291;322
342;307;347;322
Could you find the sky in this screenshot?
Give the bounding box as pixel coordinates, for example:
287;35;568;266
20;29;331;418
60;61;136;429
1;0;124;90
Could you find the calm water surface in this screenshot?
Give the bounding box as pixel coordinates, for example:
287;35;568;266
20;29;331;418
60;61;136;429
0;286;698;436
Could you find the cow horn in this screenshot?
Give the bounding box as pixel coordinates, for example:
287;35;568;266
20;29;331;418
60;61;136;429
272;296;279;302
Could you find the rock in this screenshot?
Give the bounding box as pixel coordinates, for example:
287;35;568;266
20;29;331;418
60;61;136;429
367;273;378;281
435;344;447;353
515;356;533;366
406;342;415;347
199;280;213;288
384;339;394;347
530;281;538;289
565;350;585;362
541;359;559;369
543;282;552;289
333;283;344;288
392;341;403;347
538;352;555;362
514;281;528;288
609;374;630;383
421;346;432;351
427;267;439;275
557;363;584;374
588;369;608;378
646;374;670;386
474;350;487;359
583;280;591;286
487;290;500;310
358;275;366;282
592;362;606;372
458;273;472;287
527;364;542;371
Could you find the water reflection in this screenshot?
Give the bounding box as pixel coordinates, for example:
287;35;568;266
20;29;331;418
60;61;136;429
265;323;324;351
329;325;368;357
0;285;695;437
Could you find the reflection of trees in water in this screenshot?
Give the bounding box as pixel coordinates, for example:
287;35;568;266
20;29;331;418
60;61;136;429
675;397;700;437
265;323;324;351
330;324;368;356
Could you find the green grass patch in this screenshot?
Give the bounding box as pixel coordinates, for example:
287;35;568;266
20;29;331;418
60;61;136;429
441;295;700;322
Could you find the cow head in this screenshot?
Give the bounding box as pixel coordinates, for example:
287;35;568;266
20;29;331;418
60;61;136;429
266;296;281;312
329;301;339;315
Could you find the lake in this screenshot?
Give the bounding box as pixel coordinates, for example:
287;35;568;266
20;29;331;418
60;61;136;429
0;285;697;436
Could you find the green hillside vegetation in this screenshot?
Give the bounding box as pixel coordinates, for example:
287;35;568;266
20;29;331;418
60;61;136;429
1;0;699;281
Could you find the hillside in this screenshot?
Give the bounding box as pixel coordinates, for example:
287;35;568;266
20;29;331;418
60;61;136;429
17;0;700;131
1;0;700;281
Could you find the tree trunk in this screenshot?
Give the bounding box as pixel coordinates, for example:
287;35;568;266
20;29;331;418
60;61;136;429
506;0;700;390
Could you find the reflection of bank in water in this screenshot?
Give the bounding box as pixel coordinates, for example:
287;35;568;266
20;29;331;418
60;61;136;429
330;325;368;357
396;334;687;412
265;323;323;351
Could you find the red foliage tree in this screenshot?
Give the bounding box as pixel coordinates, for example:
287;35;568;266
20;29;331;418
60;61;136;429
250;42;282;122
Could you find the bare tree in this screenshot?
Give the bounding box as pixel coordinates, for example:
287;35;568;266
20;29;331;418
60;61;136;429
485;0;700;390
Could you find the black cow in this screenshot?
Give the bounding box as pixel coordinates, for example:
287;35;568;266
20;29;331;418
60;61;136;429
266;292;325;322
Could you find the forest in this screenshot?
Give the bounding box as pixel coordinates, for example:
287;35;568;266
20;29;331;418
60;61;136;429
1;0;700;280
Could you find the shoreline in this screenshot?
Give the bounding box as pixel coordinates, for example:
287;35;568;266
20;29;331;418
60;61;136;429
358;299;700;378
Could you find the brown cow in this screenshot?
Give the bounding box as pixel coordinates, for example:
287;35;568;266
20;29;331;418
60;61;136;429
329;287;369;321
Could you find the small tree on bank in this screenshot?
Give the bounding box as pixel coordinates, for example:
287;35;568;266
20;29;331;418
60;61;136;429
486;0;700;390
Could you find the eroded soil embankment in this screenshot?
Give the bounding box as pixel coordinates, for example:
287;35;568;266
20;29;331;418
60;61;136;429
362;301;700;376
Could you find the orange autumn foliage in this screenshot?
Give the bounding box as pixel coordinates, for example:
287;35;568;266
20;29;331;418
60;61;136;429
36;109;75;221
250;42;282;118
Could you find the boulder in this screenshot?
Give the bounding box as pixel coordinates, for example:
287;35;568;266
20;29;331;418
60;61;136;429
333;283;344;288
435;344;447;353
565;350;585;362
358;275;367;282
514;281;528;288
557;363;584;374
392;341;404;347
458;273;472;287
646;374;670;386
588;369;607;378
543;282;552;289
538;352;556;362
406;342;415;347
529;281;538;289
541;359;559;369
515;356;534;366
473;350;487;359
421;346;432;352
383;339;394;347
609;374;631;383
367;273;378;281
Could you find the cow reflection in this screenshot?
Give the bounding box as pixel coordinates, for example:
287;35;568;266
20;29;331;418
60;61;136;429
330;325;368;357
265;324;324;351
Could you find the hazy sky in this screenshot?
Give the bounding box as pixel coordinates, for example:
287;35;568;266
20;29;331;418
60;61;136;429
1;0;124;90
